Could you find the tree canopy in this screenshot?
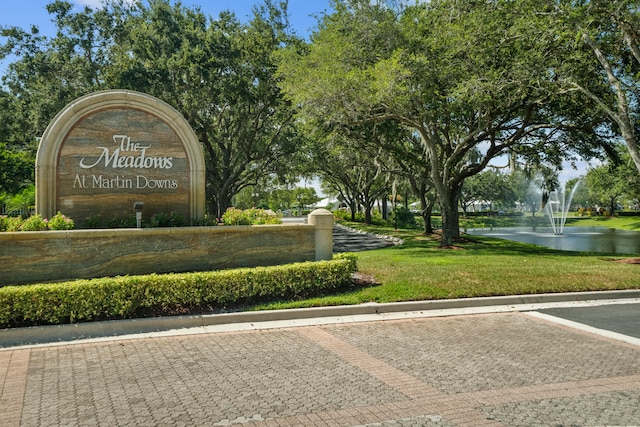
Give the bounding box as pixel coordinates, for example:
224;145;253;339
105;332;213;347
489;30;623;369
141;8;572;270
1;0;304;217
278;0;615;246
1;0;637;238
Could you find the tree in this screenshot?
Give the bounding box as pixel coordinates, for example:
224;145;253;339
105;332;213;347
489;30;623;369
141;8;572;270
106;0;305;218
279;0;606;246
553;0;640;174
0;142;33;195
461;170;517;215
1;1;306;218
293;187;320;213
0;0;122;145
586;165;625;215
313;131;389;223
586;144;639;214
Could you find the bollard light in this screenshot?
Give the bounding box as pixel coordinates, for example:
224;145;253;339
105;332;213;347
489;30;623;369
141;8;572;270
133;202;144;228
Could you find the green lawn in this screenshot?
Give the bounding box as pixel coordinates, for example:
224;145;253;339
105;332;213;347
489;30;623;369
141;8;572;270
257;218;640;310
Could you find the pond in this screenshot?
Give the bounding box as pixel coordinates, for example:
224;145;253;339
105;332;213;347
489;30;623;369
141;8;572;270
465;226;640;255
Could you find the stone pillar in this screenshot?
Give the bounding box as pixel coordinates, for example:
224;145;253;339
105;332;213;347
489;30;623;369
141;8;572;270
308;208;334;261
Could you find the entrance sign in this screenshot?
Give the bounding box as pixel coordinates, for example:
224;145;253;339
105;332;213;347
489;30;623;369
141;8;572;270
36;90;205;226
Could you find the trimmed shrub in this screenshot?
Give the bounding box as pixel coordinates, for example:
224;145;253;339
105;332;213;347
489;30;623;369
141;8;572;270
221;208;282;225
0;254;358;328
20;214;47;231
47;212;75;230
5;216;23;231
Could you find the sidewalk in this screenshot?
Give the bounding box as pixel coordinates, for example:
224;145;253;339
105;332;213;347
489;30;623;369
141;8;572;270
2;294;640;426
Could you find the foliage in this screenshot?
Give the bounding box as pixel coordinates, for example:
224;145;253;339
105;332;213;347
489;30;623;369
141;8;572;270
82;215;104;229
2;185;35;217
0;142;33;194
0;211;75;231
19;214;47;231
389;207;417;229
585;144;639;213
47;211;75;230
278;0;612;247
552;0;640;174
108;0;304;218
221;207;282;225
334;208;402;228
192;215;219;226
0;0;305;219
2;215;23;231
149;211;185;228
106;214;137;228
461;170;517;214
0;254;358;328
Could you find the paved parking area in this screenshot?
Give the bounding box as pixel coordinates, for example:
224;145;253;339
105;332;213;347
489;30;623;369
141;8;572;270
2;312;640;426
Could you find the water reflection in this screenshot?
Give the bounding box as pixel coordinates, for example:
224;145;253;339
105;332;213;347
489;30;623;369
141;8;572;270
466;226;640;255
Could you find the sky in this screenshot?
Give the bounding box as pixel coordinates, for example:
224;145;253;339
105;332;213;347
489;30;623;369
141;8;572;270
0;0;332;47
0;0;332;34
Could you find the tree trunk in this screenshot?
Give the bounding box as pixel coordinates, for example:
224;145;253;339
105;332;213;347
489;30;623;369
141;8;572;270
381;197;388;220
422;205;434;234
364;200;373;224
419;191;434;234
609;197;615;216
439;187;461;247
212;191;233;219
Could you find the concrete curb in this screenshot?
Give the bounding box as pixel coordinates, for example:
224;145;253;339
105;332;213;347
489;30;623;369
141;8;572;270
2;289;639;348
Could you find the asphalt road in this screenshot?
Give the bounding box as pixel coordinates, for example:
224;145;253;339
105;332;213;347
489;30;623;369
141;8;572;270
538;302;640;339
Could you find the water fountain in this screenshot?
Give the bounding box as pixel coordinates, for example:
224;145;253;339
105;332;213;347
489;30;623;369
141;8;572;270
542;180;581;235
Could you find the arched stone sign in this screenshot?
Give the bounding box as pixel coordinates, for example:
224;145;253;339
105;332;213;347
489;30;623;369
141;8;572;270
36;90;205;227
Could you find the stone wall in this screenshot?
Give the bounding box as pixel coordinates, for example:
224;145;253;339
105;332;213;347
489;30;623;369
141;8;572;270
0;210;335;286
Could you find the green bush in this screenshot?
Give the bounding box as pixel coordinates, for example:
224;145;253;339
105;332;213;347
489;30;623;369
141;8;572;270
390;207;417;229
0;215;9;231
150;211;185;227
107;214;137;228
0;254;358;328
5;216;23;231
192;215;218;226
83;215;104;228
221;208;282;225
47;212;75;230
0;212;76;231
20;214;48;231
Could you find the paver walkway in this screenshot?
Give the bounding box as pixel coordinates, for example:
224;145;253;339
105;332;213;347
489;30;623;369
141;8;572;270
333;225;398;253
2;312;639;426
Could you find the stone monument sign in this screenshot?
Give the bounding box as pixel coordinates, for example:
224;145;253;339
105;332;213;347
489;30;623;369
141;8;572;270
36;90;205;226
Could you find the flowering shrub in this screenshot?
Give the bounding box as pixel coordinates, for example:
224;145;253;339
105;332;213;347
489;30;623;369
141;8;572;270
221;208;282;225
47;212;75;230
5;216;23;231
20;214;48;231
0;212;75;231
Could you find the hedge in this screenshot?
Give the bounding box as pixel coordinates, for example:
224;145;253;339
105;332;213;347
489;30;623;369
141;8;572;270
0;254;357;328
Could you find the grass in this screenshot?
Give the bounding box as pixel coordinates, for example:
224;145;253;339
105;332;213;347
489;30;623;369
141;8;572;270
256;218;640;310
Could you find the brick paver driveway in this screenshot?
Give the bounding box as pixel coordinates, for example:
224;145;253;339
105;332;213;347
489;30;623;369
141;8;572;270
2;312;640;426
